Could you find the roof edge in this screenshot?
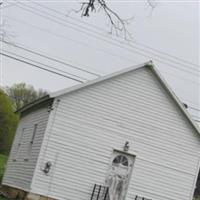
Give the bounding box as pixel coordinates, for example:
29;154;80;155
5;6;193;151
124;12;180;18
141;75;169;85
149;64;200;136
16;95;52;114
50;61;200;137
50;61;152;98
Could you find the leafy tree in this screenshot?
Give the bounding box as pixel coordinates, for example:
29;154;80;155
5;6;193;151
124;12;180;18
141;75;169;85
6;83;48;111
0;89;19;155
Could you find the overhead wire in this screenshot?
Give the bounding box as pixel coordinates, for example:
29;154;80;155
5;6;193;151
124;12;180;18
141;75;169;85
5;49;200;115
0;52;84;83
3;0;199;78
2;42;200;112
3;16;200;86
188;106;200;112
3;1;200;113
32;0;107;36
2;49;89;81
3;51;200;116
182;98;200;111
32;0;200;69
192;115;200;120
2;16;140;67
2;40;101;78
4;0;200;76
12;1;200;77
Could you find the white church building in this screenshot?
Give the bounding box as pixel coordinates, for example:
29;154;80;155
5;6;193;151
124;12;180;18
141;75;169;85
3;62;200;200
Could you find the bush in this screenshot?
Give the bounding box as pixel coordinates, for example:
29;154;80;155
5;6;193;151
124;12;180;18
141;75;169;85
0;89;19;155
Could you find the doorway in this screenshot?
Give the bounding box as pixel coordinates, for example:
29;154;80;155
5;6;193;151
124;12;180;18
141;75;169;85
105;150;135;200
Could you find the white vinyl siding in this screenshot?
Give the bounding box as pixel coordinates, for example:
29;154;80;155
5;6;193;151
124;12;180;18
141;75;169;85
3;105;51;191
31;67;200;200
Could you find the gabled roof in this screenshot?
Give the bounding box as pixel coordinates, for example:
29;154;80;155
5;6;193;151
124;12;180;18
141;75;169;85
50;61;200;136
50;61;151;97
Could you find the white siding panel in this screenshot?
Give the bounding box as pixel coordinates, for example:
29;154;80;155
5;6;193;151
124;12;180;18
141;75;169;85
32;67;200;200
3;104;51;191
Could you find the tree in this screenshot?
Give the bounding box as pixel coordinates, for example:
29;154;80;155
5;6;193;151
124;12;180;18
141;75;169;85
77;0;157;38
0;89;19;155
6;83;48;111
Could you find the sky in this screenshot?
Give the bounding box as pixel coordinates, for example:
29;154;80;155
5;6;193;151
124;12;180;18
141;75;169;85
0;0;200;119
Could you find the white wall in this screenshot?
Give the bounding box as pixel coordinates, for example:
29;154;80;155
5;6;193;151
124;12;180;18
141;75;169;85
31;67;200;200
3;103;51;191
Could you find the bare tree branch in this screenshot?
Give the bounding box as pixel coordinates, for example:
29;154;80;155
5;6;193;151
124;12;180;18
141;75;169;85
76;0;157;39
77;0;134;39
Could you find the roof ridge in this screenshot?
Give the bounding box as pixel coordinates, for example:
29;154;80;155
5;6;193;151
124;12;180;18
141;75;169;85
50;60;200;137
50;61;152;98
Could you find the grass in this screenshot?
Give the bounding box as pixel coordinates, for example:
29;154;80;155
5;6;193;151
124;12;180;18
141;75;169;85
0;197;9;200
0;154;8;184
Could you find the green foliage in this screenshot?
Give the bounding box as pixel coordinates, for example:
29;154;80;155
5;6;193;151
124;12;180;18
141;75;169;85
0;89;19;155
0;154;7;183
0;197;9;200
6;83;48;111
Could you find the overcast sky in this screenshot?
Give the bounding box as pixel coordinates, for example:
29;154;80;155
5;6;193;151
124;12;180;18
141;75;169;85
0;0;200;118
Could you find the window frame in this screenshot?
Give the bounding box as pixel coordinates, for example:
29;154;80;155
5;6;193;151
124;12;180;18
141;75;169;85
13;127;25;161
24;124;38;161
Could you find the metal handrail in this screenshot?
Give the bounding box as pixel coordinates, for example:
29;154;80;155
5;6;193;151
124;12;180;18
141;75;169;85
134;195;152;200
90;184;109;200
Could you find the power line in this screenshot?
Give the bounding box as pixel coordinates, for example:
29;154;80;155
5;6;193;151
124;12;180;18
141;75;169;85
1;1;199;118
188;106;200;112
4;39;200;94
27;0;200;72
14;1;200;76
3;16;200;86
0;52;84;83
3;52;200;116
2;40;101;78
3;49;200;112
3;2;200;85
3;15;139;65
33;0;200;69
32;0;106;36
3;3;198;106
182;98;200;110
192;115;200;120
133;40;200;68
4;50;200;115
3;49;89;81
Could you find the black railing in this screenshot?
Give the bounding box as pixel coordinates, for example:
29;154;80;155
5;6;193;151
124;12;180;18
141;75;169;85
90;184;109;200
134;195;152;200
90;184;152;200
